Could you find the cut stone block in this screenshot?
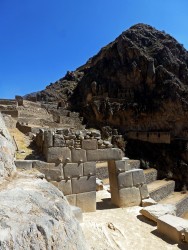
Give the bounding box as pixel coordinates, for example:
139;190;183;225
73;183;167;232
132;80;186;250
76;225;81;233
76;191;96;212
50;181;58;188
131;169;146;187
142;198;157;207
108;159;131;174
157;214;188;243
72;176;96;194
118;171;133;189
140;204;177;222
58;179;72;195
71;149;87;163
15;160;33;170
63;163;83;179
46;147;71;163
83;162;96;176
82;139;98;150
139;184;149;199
32;160;55;170
118;187;141;207
70;205;83;223
44;130;53;147
87;148;123;162
66;194;76;206
46;167;62;182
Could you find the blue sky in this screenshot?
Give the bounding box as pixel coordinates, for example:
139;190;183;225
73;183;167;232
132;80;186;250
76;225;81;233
0;0;188;98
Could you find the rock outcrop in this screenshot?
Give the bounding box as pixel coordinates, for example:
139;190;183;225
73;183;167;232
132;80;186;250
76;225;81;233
0;113;16;180
0;174;87;250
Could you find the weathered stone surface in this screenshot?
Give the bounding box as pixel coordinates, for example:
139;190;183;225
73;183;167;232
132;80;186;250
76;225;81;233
15;160;33;170
119;187;141;207
32;160;55;169
139;184;149;199
131;169;146;186
0;175;87;249
66;194;76;206
46;147;71;163
157;214;188;243
71;149;87;163
70;205;83;223
140;204;177;222
0;113;16;179
82;139;98;150
58;179;72;195
44;130;53;147
108;159;131;174
72;176;96;194
87;148;123;162
83;162;96;176
54;134;65;147
142;197;157;207
63;163;83;179
118;171;133;189
76;191;96;212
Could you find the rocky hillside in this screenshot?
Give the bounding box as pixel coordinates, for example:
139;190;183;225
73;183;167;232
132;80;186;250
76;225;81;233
25;23;188;188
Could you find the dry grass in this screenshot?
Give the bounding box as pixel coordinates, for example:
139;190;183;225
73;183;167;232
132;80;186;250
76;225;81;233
8;128;33;159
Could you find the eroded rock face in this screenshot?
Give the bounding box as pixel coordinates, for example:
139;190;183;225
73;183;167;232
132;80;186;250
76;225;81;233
0;175;87;250
0;114;16;179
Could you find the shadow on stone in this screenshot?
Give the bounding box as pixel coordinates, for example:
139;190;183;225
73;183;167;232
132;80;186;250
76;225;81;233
97;198;118;210
137;214;156;226
151;229;178;245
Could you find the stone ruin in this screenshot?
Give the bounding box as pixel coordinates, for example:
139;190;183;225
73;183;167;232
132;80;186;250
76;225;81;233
14;128;150;212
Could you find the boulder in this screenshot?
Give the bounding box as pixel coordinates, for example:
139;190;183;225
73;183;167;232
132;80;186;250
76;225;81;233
0;174;87;249
140;204;177;222
0;114;16;180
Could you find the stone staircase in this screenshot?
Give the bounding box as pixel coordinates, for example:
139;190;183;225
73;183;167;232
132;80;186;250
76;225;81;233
144;168;188;218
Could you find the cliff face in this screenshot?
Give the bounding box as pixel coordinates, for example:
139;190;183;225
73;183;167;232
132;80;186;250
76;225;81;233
71;24;188;136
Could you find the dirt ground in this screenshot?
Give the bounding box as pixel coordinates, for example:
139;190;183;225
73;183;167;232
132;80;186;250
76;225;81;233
81;190;187;250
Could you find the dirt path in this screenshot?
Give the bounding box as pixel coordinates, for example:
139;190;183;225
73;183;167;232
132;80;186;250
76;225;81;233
81;190;187;250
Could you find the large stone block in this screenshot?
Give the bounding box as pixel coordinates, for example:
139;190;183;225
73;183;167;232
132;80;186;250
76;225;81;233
46;147;71;163
66;194;76;206
71;149;87;163
44;130;53;147
140;204;176;222
82;139;98;150
15;160;33;170
108;159;131;174
139;184;149;199
46;167;63;182
157;214;188;243
131;169;146;187
32;160;55;170
58;179;72;195
118;171;133;189
87;148;123;162
76;191;96;212
72;176;96;194
83;162;96;176
119;187;141;207
63;163;83;179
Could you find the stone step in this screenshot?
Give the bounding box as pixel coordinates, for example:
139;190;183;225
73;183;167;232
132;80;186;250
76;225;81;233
159;192;188;217
147;179;175;202
144;168;158;184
